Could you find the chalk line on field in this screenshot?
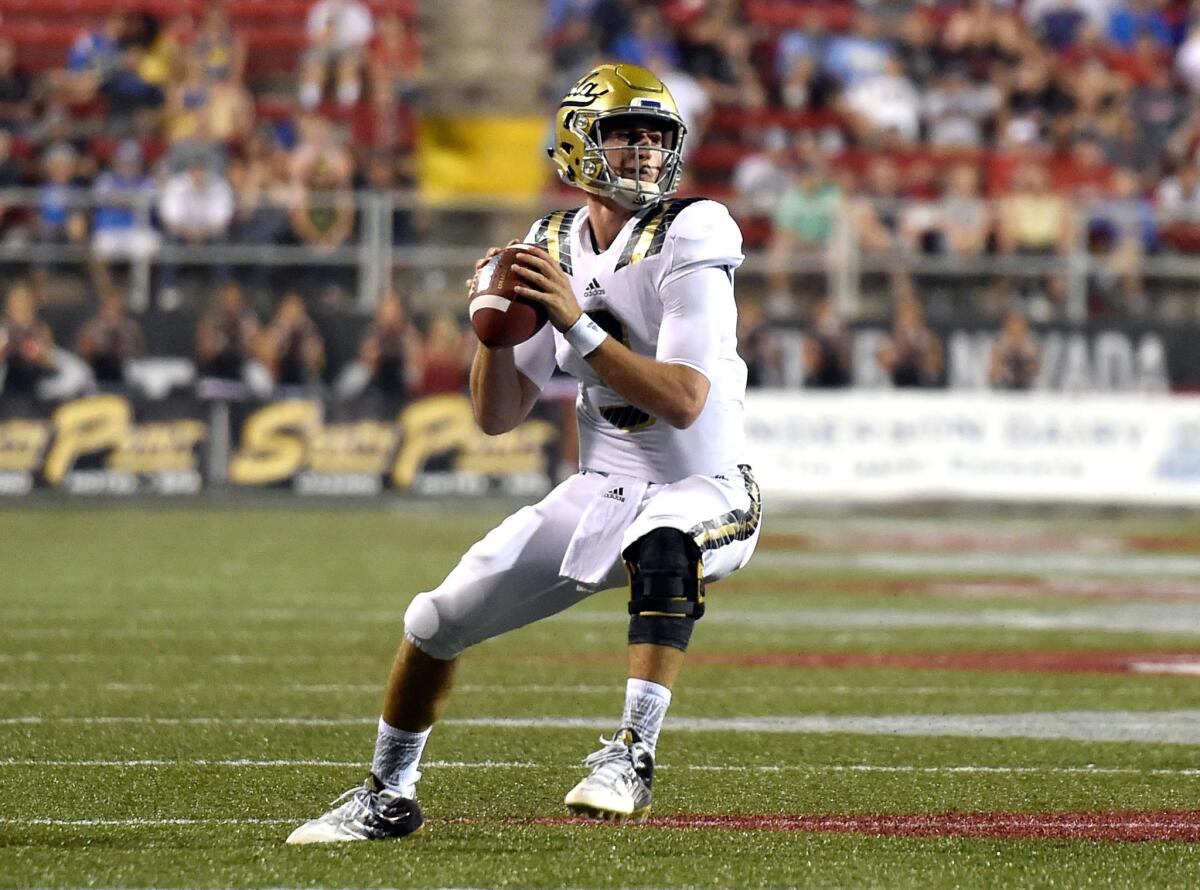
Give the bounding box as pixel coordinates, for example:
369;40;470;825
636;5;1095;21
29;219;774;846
1;758;1199;777
8;710;1200;744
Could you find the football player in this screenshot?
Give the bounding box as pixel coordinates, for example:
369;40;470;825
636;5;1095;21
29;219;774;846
287;62;761;843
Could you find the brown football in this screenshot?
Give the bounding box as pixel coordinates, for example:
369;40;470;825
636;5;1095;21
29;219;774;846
469;244;548;348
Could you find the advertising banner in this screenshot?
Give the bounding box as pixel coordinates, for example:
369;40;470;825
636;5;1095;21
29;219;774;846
745;391;1200;505
0;392;562;497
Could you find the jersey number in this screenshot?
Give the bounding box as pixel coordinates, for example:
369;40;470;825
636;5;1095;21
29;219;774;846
589;308;656;432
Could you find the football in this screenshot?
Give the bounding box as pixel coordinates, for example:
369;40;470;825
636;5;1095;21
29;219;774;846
469;243;548;348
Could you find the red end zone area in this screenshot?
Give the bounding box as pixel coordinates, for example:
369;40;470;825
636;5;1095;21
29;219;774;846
689;650;1200;676
528;810;1200;842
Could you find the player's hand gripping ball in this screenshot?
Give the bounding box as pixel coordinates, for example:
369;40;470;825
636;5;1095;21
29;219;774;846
469;244;549;348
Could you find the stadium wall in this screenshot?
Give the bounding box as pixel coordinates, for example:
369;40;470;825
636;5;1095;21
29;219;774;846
746;391;1200;506
2;388;1199;505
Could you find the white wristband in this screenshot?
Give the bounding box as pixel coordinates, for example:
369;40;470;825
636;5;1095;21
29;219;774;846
563;312;609;357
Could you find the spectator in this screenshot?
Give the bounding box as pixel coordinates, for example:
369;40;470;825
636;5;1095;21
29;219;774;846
358;291;419;410
641;52;711;158
1089;167;1154;311
36;143;88;247
256;292;326;387
768;157;841;314
56;12;125;104
413;311;469;397
851;157;904;254
0;282;56;406
804;297;852;388
0;131;26;244
370;13;422;107
988;308;1041;389
229;128;300;263
166;58;254;149
1025;0;1098;51
731;127;792;216
289;113;354;187
196;281;259;381
75;293;145;386
997;164;1073;303
289;155;356;298
1155;158;1200;252
193;3;247;85
903;162;991;257
355;149;418;245
611;7;679;69
998;164;1075;256
876;296;943;388
1108;0;1173;51
157;152;235;305
681;15;766;110
0;39;34;128
1130;65;1187;171
822;13;892;88
300;0;375;109
840;57;921;144
1176;25;1200;92
90;140;160;298
922;65;1001;148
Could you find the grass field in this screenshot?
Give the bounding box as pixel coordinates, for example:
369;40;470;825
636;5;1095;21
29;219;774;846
3;502;1200;888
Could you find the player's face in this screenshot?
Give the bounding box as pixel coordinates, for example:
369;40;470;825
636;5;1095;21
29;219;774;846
601;121;667;184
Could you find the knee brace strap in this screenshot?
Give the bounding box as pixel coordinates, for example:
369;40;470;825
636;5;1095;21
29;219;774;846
625;528;705;621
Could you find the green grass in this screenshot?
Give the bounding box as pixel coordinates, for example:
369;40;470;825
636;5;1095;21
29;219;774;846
2;506;1200;888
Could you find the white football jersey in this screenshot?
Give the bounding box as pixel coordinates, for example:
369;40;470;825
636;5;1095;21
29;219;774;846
513;198;747;483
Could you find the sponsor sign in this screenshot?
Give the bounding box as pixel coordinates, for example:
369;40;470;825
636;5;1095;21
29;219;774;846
226;393;559;496
745;391;1200;504
0;394;205;495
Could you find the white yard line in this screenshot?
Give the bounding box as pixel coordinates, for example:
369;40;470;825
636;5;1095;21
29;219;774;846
0;758;1197;777
0;759;533;768
0;682;1117;697
756;550;1200;578
7;710;1200;744
8;603;1200;654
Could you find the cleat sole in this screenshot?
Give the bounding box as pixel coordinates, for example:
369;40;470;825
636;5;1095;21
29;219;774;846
566;803;651;824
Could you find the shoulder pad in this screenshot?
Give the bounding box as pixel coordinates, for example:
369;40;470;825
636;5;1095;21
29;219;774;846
657;199;744;286
525;207;582;275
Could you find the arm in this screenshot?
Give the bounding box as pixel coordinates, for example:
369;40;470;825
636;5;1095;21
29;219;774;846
469;344;541;435
513;246;713;430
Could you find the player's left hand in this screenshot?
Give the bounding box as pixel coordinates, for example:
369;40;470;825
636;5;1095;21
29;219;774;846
511;246;582;332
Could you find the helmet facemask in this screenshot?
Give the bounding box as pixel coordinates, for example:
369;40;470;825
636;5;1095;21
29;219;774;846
572;110;686;210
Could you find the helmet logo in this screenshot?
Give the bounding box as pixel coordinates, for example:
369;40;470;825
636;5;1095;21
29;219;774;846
561;79;610;108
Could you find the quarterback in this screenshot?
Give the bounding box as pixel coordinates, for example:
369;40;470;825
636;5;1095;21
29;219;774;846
287;62;762;843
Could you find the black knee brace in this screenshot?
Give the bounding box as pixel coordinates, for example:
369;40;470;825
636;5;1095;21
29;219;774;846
624;527;704;652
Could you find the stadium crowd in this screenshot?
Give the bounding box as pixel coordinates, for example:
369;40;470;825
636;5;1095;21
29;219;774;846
549;0;1200;326
4;0;1200;403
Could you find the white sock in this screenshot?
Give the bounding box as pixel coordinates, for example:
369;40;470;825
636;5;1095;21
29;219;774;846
371;717;430;795
336;80;360;106
299;82;321;109
621;678;672;753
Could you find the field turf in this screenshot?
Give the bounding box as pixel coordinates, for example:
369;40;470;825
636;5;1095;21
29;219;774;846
3;503;1200;888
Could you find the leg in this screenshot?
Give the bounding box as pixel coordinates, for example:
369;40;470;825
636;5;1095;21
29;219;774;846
565;527;701;821
565;469;763;821
381;636;456;731
628;642;685;689
289;473;613;843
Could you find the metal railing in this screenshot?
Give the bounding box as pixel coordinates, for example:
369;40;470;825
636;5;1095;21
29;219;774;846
6;187;1200;320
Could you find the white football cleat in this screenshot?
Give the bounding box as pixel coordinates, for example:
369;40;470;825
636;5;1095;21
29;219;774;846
286;774;423;844
564;727;654;821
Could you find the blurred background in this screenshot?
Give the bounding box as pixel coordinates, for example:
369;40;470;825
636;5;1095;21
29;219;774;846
0;0;1196;505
